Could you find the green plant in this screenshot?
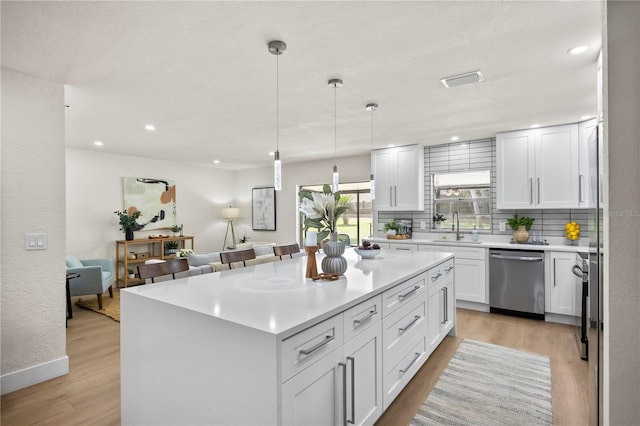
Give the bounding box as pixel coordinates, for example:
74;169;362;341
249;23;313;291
165;241;179;250
239;235;249;244
383;220;402;232
114;209;141;231
127;268;134;274
507;214;535;231
170;225;181;233
432;214;446;224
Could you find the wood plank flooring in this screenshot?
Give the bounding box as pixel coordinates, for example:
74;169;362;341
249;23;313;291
2;299;587;425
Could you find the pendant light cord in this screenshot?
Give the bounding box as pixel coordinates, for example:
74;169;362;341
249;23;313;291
334;84;337;162
276;53;279;154
370;108;374;150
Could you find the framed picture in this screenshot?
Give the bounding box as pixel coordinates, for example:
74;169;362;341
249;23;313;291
252;187;276;231
123;177;177;231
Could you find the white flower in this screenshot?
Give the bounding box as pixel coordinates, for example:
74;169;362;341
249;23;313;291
176;249;194;258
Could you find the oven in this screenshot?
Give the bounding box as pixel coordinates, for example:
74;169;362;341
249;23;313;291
571;252;589;360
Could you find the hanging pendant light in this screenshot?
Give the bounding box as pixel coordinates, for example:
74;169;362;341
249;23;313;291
269;40;287;191
366;103;378;200
329;78;342;192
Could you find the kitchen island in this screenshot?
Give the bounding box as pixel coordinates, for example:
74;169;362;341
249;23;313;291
121;248;454;425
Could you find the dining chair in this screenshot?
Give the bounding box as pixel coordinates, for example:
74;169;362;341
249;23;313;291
220;248;256;269
137;258;189;283
337;234;351;247
273;243;300;260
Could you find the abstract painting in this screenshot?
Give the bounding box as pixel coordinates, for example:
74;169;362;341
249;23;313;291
252;187;276;231
122;177;177;231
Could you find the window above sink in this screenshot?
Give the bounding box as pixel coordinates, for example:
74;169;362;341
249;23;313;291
432;170;491;231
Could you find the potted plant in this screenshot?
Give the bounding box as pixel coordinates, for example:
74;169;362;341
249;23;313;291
432;213;447;229
383;220;403;238
114;209;141;241
165;241;179;255
507;214;535;243
170;224;181;236
127;268;135;279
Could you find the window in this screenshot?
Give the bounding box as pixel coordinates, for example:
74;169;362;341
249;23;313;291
433;170;491;230
299;182;372;246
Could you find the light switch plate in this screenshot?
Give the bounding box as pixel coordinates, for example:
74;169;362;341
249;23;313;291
420;221;426;230
499;222;506;232
25;233;48;250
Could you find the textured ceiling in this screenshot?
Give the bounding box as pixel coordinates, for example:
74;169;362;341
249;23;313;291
1;1;601;170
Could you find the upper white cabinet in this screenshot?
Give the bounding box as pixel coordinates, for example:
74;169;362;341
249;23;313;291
372;144;424;211
496;124;579;209
578;119;599;208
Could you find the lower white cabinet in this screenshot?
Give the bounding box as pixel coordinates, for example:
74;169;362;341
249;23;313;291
545;251;577;316
427;261;455;352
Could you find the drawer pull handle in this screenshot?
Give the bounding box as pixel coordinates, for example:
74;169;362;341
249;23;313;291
444;265;454;272
399;315;421;332
339;362;347;426
398;285;420;299
431;272;442;281
399;352;421;374
353;310;377;326
299;335;335;356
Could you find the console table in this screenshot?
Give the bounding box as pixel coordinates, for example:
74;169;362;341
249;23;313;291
115;236;194;287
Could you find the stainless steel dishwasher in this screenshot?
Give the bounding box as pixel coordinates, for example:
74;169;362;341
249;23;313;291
489;249;545;320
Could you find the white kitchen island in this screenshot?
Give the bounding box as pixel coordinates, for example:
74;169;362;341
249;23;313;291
121;248;455;425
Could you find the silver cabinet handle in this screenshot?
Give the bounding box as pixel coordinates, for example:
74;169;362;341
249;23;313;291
353;309;377;326
400;352;421;374
553;258;556;287
489;254;543;261
444;265;454;272
394;186;397;206
537;177;541;204
579;174;584;203
395;247;411;251
347;356;355;425
399;315;420;332
339;362;347;426
398;285;420;299
529;178;533;204
389;187;392;206
431;272;442;281
443;287;448;323
299;335;335;355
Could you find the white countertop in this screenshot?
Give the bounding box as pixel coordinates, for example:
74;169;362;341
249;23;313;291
371;236;596;253
121;249;453;339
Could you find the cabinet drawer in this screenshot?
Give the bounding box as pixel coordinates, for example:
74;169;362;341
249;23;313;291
343;294;382;342
382;334;428;410
388;243;418;251
381;273;426;317
382;296;427;361
451;246;486;260
441;259;455;280
427;262;447;289
281;314;344;382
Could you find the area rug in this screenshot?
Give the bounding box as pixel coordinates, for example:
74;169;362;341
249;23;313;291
75;291;120;322
411;339;552;426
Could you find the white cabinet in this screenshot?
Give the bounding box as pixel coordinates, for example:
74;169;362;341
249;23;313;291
545;251;577;316
427;260;455;352
388;243;418;252
372;145;424;211
497;124;579;209
578;119;599;208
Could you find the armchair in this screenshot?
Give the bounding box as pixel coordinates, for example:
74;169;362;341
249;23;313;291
65;255;115;309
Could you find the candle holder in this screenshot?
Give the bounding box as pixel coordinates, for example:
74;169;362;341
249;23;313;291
304;246;318;278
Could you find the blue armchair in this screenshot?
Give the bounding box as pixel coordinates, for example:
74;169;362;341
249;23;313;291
65;255;115;309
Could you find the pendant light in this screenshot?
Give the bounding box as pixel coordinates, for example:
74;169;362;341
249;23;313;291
328;78;342;192
269;40;287;191
366;103;378;200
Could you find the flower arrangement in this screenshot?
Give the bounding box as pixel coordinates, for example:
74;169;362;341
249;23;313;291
299;184;352;242
114;209;141;231
507;214;535;231
176;248;194;258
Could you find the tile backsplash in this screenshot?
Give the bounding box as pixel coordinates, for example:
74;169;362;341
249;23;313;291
377;138;595;240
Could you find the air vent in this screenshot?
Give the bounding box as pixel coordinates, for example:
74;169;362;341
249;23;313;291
440;70;484;88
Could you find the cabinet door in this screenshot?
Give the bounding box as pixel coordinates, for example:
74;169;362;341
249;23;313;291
427;284;442;352
496;129;535;209
394;145;424;211
441;278;455;336
536;124;579;208
546;252;577;316
343;321;383;426
578;119;598;208
372;149;395;210
282;348;345;426
453;258;487;303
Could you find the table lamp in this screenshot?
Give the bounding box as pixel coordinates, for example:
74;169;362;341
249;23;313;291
221;206;240;250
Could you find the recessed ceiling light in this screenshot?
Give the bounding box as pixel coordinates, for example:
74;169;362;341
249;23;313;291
213;160;220;164
530;123;541;129
93;141;103;146
580;115;593;120
450;136;459;141
568;45;589;55
145;124;155;131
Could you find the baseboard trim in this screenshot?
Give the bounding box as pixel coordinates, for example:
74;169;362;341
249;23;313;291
1;356;69;395
457;300;490;312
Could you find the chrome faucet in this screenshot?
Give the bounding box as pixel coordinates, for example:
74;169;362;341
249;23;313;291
452;211;463;241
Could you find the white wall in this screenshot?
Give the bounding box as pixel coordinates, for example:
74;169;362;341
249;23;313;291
233;154;371;244
65;149;236;257
1;69;68;393
603;1;640;423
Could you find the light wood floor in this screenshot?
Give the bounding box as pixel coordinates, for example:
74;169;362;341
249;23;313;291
2;297;587;425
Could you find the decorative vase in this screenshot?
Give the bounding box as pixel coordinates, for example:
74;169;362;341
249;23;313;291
125;227;134;241
321;232;347;276
513;225;530;243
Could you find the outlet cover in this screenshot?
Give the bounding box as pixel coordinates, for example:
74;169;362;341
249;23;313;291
499;222;506;232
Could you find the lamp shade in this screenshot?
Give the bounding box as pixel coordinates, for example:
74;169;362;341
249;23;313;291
220;207;240;220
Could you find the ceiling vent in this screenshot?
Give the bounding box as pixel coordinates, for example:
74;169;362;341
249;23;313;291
440;70;484;88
